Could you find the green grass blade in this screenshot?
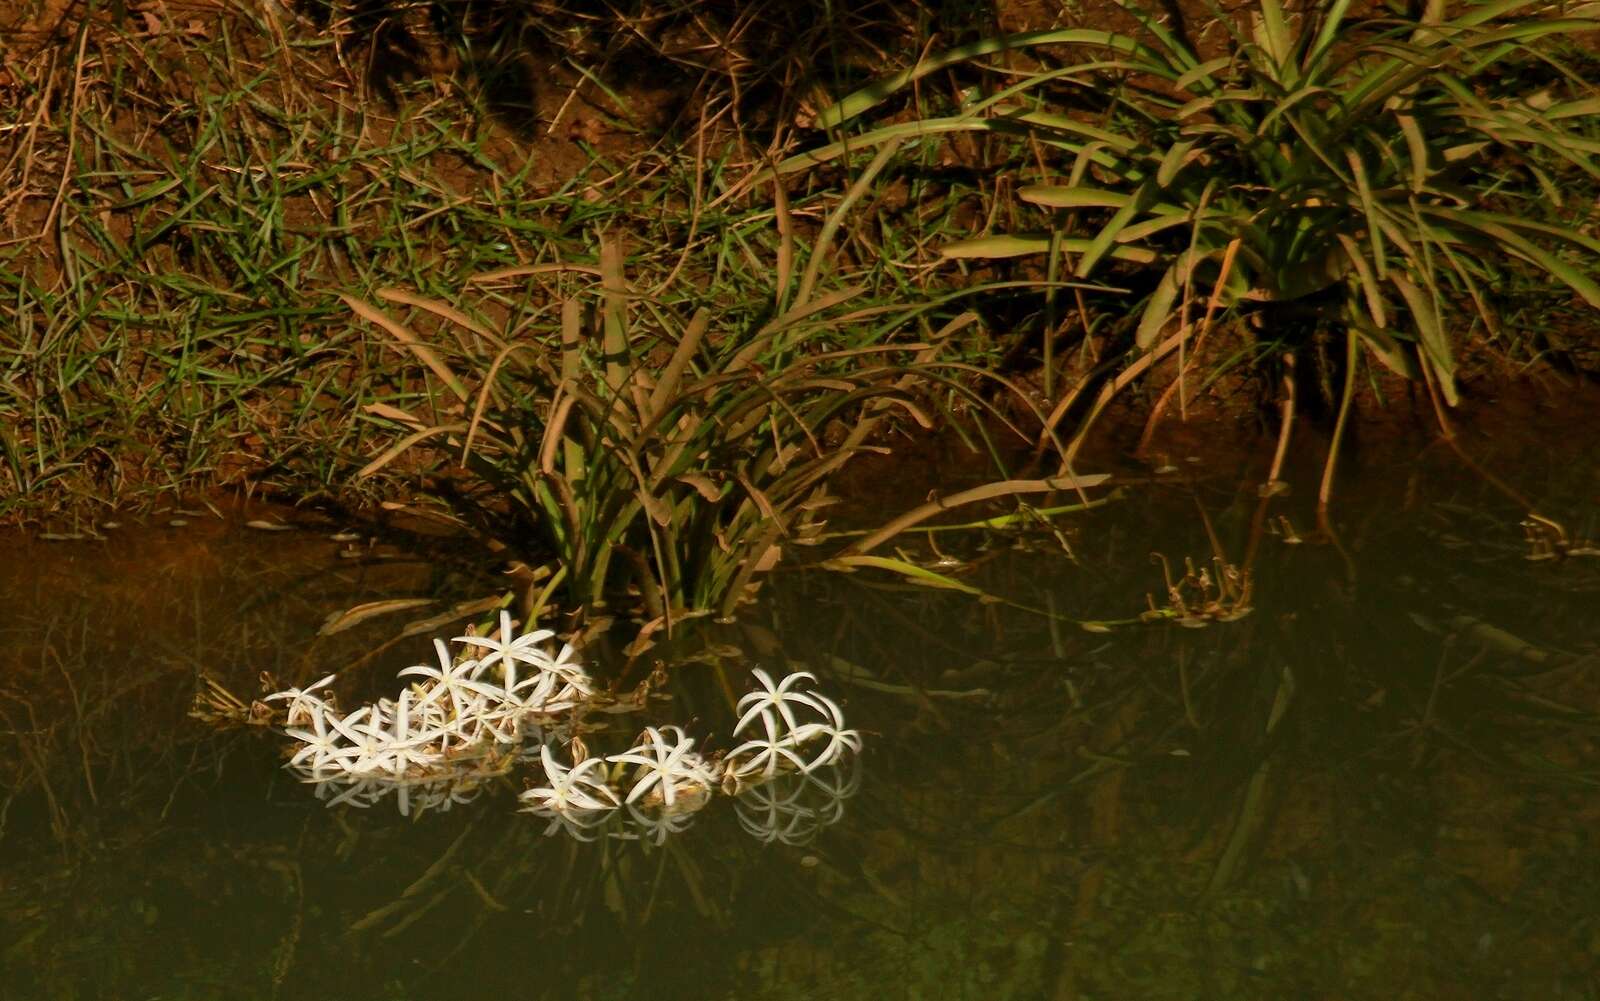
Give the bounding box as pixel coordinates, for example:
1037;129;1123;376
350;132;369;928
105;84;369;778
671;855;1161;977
814;30;1157;128
1389;273;1457;405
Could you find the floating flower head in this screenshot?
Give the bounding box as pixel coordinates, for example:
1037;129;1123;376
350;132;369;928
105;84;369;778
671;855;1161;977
609;725;717;810
724;669;862;784
520;743;620;816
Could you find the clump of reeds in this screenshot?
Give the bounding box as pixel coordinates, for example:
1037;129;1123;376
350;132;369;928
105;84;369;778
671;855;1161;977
788;0;1600;502
347;233;941;641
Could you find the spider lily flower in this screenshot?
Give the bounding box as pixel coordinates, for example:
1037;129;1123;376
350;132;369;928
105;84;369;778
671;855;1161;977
532;644;594;712
508;669;560;711
260;621;864;835
734;668;827;742
531;805;615;841
324;705;402;776
608;725;716;809
519;744;620;815
723;732;812;781
377;692;453;778
263;673;337;727
398;639;503;721
725;670;862;779
285;702;347;773
791;719;862;771
453;611;560;693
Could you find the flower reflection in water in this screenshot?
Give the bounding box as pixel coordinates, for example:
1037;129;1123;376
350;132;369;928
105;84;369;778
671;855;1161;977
736;756;862;846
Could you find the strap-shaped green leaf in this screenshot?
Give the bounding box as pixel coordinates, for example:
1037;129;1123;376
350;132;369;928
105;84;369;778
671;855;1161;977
1174;56;1233;94
1435;210;1600;309
940;234;1158;265
1135;260;1185;350
1157;139;1197;186
1390;273;1457;405
1304;0;1356;71
814;30;1158;128
1076;180;1156;277
1254;0;1293;70
1336;233;1387;327
1346;149;1387;279
1354;325;1418;380
1017;186;1132;209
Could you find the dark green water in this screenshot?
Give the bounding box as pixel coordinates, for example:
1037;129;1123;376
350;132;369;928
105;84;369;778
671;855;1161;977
3;432;1598;1000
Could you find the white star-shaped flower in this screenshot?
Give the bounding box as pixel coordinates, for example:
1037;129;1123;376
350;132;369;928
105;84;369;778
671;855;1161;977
519;744;619;815
608;726;715;808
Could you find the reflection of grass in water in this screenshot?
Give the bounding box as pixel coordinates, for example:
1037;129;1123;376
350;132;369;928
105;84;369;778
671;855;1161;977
7;452;1600;998
751;457;1600;998
0;749;865;1000
0;523;477;847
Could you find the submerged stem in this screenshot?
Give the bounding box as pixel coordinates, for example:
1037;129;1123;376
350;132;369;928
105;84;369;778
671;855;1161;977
1318;334;1359;508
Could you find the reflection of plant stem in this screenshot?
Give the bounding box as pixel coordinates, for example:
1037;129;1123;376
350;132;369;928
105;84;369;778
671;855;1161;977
1240;488;1276;573
1410;638;1455;768
1177;649;1199;730
840;474;1111;555
1206;666;1294;895
1267;350;1295;485
268;857;304;1001
1443;435;1535;511
1316;506;1357;586
348;824;473;935
0;699;69;847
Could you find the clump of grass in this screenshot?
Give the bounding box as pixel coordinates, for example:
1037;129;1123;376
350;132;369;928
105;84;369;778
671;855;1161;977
0;4;701;523
790;0;1600;498
347;231;947;642
0;10;441;516
0;0;1034;530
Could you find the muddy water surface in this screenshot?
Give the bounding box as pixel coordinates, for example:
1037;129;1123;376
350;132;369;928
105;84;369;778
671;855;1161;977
2;431;1598;1000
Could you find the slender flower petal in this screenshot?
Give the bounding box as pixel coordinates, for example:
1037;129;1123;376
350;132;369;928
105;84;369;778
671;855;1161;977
264;673;337;726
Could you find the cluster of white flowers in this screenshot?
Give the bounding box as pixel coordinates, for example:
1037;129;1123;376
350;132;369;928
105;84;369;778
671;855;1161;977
259;614;862;839
264;612;589;781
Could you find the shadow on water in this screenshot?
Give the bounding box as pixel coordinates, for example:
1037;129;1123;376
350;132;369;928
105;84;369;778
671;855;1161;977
3;430;1599;999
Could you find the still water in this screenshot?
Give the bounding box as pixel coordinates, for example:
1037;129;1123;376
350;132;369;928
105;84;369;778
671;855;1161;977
2;432;1598;1000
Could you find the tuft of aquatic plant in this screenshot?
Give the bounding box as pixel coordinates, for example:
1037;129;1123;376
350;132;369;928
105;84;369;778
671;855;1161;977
228;612;862;835
1142;552;1253;627
791;0;1600;497
348;234;937;640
